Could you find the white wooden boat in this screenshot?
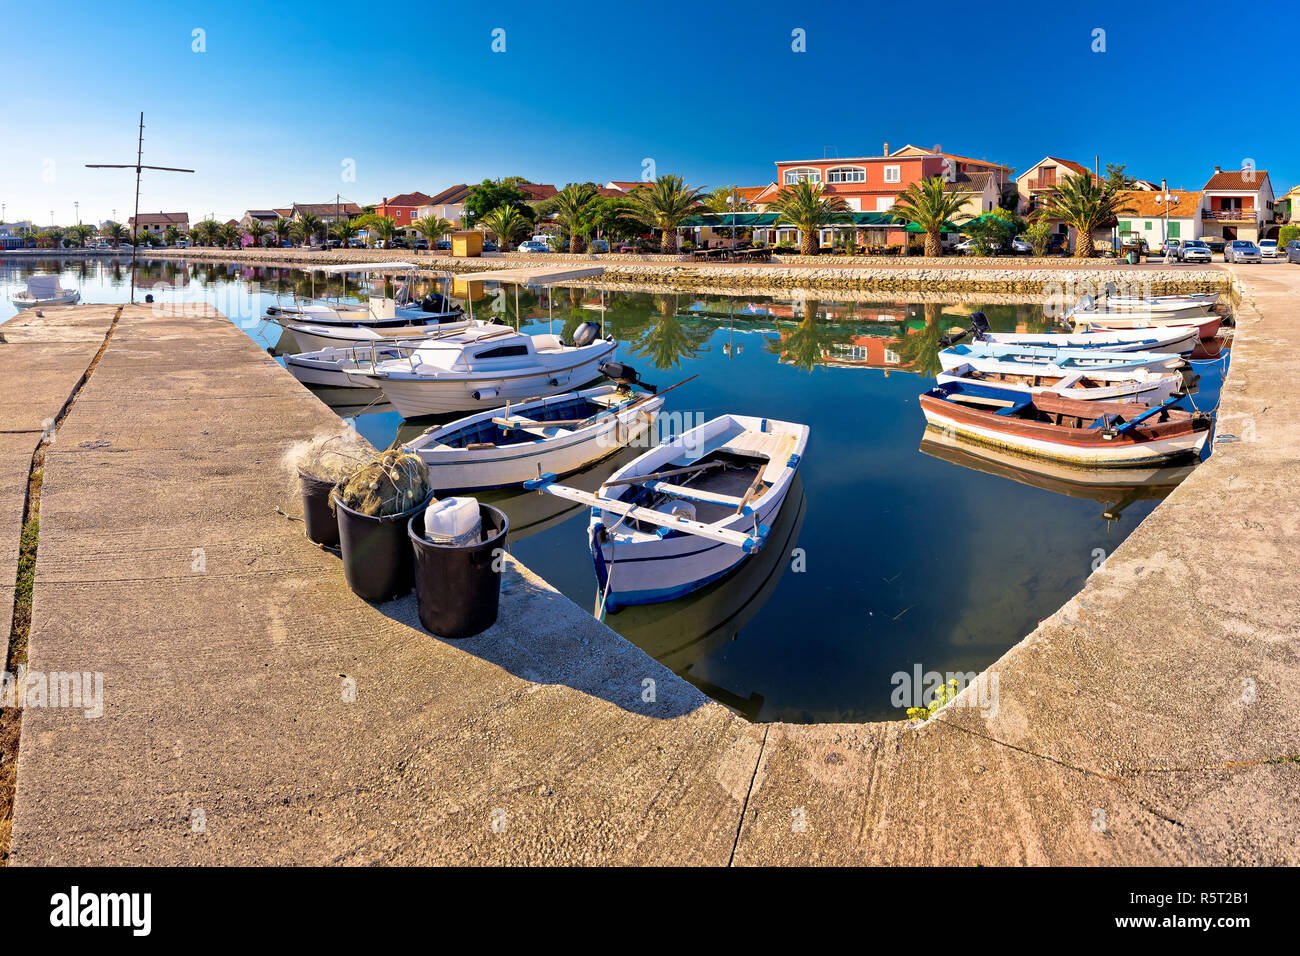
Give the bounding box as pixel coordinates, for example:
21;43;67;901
936;364;1183;405
526;414;809;611
284;317;475;352
346;322;617;418
1075;313;1222;340
12;275;80;309
1100;285;1219;308
940;343;1185;374
974;325;1197;355
1071;294;1210;320
403;383;666;492
266;262;462;327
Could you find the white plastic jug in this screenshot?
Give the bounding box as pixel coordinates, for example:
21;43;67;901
424;496;482;547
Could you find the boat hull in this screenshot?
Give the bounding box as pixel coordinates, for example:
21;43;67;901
13;291;80;309
286;320;471;352
935;367;1182;405
977;326;1197;355
1081;315;1222;340
940;344;1185;375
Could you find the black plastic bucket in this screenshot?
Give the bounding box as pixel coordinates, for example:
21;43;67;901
333;489;433;602
408;503;509;639
298;469;340;546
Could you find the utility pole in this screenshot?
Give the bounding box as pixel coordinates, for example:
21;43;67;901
87;112;195;302
75;201;80;225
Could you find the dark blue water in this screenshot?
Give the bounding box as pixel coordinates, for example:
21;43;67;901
2;257;1229;722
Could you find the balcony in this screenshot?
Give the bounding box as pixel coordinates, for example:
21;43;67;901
1025;178;1059;192
1203;208;1256;223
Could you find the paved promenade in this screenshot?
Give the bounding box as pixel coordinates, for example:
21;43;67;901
4;266;1297;864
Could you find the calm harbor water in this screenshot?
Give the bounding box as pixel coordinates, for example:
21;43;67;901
2;256;1230;722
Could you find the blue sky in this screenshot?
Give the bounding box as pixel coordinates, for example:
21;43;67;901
3;0;1297;225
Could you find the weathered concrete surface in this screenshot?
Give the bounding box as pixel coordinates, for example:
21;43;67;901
0;305;119;664
732;263;1300;864
7;304;761;864
5;263;1299;866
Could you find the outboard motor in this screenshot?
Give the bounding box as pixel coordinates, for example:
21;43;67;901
571;321;601;347
599;361;657;393
970;311;990;337
1104;281;1118;299
420;292;448;313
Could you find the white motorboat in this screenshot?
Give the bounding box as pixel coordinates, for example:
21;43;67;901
1069;293;1210;320
403;378;668;492
1075;313;1222;340
1100;284;1219;309
266;262;462;327
346;321;618;418
12;275;80;309
939;343;1186;375
974;326;1197;355
284;316;476;352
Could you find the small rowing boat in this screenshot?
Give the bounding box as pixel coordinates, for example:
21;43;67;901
285;343;426;389
525;414;809;611
936;364;1183;405
939;342;1185;374
973;325;1197;355
919;387;1210;467
1075;313;1222;340
403;378;668;492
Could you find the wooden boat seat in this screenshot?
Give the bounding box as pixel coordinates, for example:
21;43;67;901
717;429;798;481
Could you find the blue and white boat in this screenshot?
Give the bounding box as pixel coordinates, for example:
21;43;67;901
973;325;1197;355
936;362;1184;405
938;342;1185;375
525;414;809;612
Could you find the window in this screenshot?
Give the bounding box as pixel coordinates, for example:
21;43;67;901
783;167;821;185
844;198;861;211
883;165;901;183
876;197;893;212
1168;221;1180;238
827;166;866;183
474;345;529;360
1118;221;1131;232
1144;221;1152;230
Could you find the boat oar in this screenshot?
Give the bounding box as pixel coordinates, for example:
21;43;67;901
1104;394;1182;438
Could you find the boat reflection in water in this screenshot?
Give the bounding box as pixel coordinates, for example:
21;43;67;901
919;428;1196;522
601;475;807;720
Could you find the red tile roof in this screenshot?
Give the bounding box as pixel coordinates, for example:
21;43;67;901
609;181;652;191
1203;169;1270;191
1114;189;1203;218
518;183;558;201
382;191;435;207
128;211;189;226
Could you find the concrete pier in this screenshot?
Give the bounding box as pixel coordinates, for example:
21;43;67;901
3;266;1297;865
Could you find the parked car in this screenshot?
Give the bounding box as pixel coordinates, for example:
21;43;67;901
347;238;367;248
435;239;451;251
1287;240;1300;264
1224;239;1262;263
388;237;410;249
518;239;549;254
1258;238;1279;258
1161;238;1182;259
588;238;609;253
411;238;430;250
618;241;645;253
1008;236;1032;255
1180;239;1212;263
480;239;498;252
1202;236;1227;254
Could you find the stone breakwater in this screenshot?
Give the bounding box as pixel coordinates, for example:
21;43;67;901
96;246;1231;295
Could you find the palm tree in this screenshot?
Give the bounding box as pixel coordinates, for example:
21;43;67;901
626;295;713;369
246;221;269;248
163;224;181;247
412;215;453;249
479;206;530;252
67;223;95;247
551;183;598;253
190;219;220;246
101;221;129;248
1040;174;1135;258
701;185;752;214
272;217;293;248
889;175;969;257
767;180;849;256
763;301;854;372
293;213;323;247
369;215;397;249
218;223;242;248
620;174;706;254
330;218;359;247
